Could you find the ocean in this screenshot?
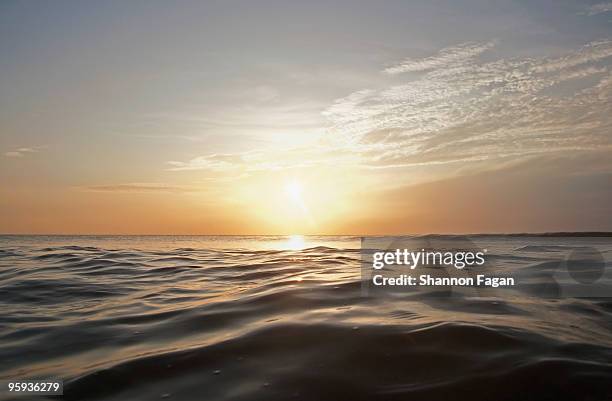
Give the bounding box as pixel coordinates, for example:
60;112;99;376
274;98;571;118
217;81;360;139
0;235;611;400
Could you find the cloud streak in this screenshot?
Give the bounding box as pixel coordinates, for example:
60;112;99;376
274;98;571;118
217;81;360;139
582;2;612;16
4;147;39;158
324;39;612;170
384;41;495;74
167;146;360;174
83;183;197;193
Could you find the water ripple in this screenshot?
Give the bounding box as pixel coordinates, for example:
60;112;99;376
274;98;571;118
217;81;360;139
0;235;611;401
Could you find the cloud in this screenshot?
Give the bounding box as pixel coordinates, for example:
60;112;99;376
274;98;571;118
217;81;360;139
167;153;249;172
250;85;280;103
383;42;495;74
582;2;612;16
323;39;612;170
166;39;612;182
4;147;38;158
532;40;612;72
83;183;196;193
167;146;360;174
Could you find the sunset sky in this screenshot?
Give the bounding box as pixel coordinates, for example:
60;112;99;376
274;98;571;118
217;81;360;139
1;0;611;234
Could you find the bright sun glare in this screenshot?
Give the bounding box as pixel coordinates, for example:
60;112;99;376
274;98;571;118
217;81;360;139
285;180;303;202
285;234;306;250
280;179;315;229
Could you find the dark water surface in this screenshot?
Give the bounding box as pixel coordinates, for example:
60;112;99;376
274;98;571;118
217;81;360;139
1;235;611;401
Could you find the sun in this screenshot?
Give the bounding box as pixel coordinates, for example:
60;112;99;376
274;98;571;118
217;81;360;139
236;172;360;234
285;180;303;202
283;179;312;224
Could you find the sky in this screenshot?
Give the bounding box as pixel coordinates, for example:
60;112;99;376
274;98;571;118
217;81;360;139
1;0;611;234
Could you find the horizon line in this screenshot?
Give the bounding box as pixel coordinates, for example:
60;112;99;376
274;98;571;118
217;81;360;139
1;232;612;237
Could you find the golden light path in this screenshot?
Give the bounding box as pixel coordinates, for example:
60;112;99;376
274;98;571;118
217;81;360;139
284;234;306;250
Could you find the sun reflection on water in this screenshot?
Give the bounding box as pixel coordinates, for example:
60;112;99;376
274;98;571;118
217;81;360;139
284;235;306;250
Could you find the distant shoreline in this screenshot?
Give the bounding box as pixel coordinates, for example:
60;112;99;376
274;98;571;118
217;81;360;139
1;232;612;237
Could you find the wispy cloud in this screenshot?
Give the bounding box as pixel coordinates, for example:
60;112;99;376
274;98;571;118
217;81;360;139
167;146;359;174
324;39;612;170
383;41;495;74
166;39;612;179
582;2;612;16
532;40;612;72
167;153;249;172
83;183;197;193
4;147;39;158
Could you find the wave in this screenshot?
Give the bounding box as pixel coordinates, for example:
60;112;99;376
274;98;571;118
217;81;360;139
62;323;612;401
0;236;611;400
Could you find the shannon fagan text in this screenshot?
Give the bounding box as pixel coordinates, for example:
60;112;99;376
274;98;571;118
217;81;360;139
372;274;515;288
372;249;486;270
